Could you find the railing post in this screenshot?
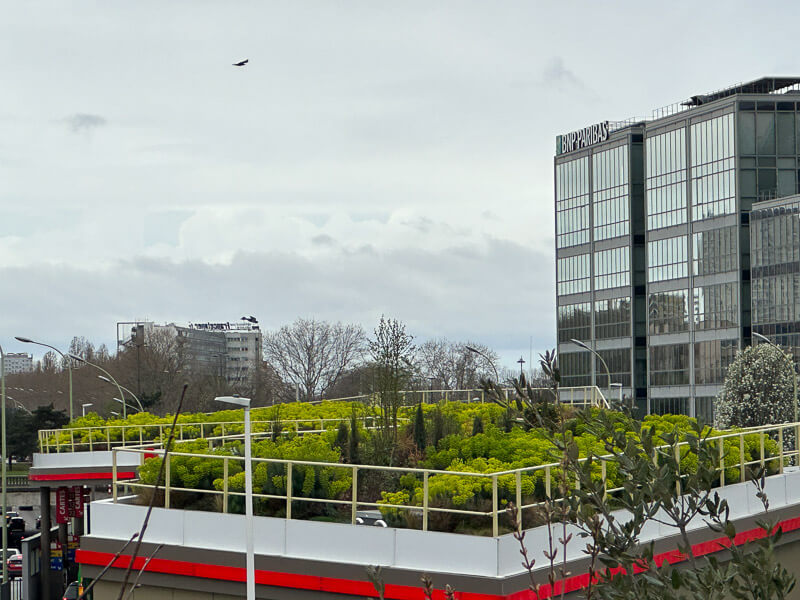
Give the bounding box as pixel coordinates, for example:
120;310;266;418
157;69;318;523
106;426;111;452
740;434;746;483
165;454;171;509
139;426;144;445
223;458;229;513
760;431;765;467
179;424;184;441
351;466;358;525
70;430;75;453
545;465;551;498
719;438;726;487
491;475;498;537
200;423;204;438
675;445;681;496
221;423;226;439
112;449;118;502
423;472;429;531
601;461;607;500
286;463;293;520
779;428;785;474
796;424;800;466
159;424;164;444
515;471;522;530
89;429;93;452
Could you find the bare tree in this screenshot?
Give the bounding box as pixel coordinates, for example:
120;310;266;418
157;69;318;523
417;339;498;389
262;318;366;402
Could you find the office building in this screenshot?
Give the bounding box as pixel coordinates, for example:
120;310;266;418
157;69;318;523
3;352;33;375
118;319;262;385
555;77;800;419
751;195;800;361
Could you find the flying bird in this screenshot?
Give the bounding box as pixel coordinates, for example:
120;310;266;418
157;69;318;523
233;59;249;67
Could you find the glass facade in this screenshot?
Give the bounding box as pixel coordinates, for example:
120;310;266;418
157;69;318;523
648;236;688;282
557;254;591;296
648;289;690;334
557;302;592;343
693;282;738;329
646;128;687;230
595;297;631;339
560;352;591;387
751;198;800;362
592;146;630;241
649;343;690;386
595;348;631;387
594;246;630;290
690;114;735;221
556;158;589;249
694;339;738;385
651;397;689;416
692;226;738;276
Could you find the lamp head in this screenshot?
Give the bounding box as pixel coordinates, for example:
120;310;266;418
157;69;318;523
14;337;33;344
68;353;85;363
98;375;111;383
215;395;251;408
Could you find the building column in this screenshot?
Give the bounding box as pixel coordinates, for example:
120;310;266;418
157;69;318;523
40;486;51;600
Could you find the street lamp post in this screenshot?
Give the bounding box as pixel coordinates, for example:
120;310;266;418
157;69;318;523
570;338;612;392
113;397;139;413
98;376;144;412
465;346;500;382
15;337;74;421
215;395;254;600
68;354;126;419
517;356;526;380
752;332;798;423
0;343;8;583
82;403;93;417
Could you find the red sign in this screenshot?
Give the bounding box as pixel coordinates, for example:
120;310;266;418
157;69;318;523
56;487;69;524
71;486;84;518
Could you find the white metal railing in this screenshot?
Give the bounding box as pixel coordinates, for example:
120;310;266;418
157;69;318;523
39;387;607;453
109;419;792;537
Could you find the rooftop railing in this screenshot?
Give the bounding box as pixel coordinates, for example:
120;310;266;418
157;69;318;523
37;386;608;453
109;419;795;537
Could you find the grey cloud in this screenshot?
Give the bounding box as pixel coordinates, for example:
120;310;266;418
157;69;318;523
64;113;107;133
542;57;583;89
311;234;335;247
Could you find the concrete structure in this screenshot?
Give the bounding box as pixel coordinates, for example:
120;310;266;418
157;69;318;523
73;471;800;600
555;76;800;419
3;352;33;374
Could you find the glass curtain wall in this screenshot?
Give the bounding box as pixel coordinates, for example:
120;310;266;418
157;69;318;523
592;146;629;241
690;114;735;220
556;158;590;249
646;128;687;230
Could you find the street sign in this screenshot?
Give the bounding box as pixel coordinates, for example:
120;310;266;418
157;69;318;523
71;486;84;518
55;487;69;524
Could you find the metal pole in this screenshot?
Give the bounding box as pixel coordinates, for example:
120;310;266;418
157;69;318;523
40;486;51;598
0;344;7;582
244;403;255;600
570;338;611;391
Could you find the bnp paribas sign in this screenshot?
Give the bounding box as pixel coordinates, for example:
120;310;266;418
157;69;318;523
556;121;609;155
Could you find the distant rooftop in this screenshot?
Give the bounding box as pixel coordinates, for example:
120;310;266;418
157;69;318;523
608;76;800;134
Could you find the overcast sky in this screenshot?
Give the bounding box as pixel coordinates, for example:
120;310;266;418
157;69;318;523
2;1;798;370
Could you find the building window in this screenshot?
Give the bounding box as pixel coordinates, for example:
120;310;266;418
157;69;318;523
560;352;591;387
649;343;690;386
693;282;738;329
694;339;738;385
751;202;800;269
594;297;631;340
695;397;715;424
692;226;738;276
648;236;688;282
648;289;690;334
690;114;735;221
646;128;687;230
651;397;690;416
594;246;630;290
557;253;591;296
592;145;630;241
556;157;589;249
595;348;631;387
558;302;592;343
